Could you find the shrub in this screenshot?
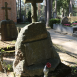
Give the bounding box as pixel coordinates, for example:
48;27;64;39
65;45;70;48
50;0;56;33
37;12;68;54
72;21;77;23
49;18;60;28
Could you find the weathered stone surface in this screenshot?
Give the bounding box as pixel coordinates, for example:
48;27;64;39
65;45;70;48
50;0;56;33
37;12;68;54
24;0;43;22
61;16;71;25
20;22;47;43
0;20;18;41
13;22;60;76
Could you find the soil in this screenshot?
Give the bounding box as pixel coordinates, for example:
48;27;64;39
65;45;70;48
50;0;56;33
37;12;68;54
0;41;15;48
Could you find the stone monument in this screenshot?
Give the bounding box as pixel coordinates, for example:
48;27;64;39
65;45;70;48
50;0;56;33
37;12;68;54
53;12;56;18
61;16;71;25
69;13;73;17
13;22;60;77
0;2;17;41
23;0;43;23
13;0;61;77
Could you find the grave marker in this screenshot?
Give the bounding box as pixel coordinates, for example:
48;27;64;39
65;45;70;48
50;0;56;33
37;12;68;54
24;0;43;22
0;2;17;41
13;22;60;77
0;52;3;72
1;2;11;20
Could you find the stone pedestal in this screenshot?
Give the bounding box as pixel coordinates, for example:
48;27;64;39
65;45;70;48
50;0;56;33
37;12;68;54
0;20;18;41
13;22;60;77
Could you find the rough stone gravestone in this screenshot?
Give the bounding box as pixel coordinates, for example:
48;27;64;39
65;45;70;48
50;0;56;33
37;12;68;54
0;2;17;41
61;16;71;25
13;22;61;77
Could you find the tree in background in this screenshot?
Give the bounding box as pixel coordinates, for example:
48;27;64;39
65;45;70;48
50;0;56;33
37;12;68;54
28;10;32;23
56;0;70;16
38;3;41;17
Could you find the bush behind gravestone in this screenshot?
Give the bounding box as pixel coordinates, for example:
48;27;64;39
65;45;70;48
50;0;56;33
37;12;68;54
49;18;60;28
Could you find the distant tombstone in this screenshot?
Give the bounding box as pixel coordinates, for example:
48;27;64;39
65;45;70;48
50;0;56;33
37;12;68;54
23;15;25;22
0;2;17;41
13;22;60;77
69;13;73;17
0;20;18;41
61;16;71;25
53;12;56;18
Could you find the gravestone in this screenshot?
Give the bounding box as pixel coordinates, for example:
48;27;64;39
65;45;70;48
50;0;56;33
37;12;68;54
69;13;73;17
61;16;71;25
23;0;43;22
53;12;56;18
13;22;60;77
0;2;17;41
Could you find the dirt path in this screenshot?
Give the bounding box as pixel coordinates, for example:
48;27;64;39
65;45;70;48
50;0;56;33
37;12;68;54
0;41;15;48
48;29;77;67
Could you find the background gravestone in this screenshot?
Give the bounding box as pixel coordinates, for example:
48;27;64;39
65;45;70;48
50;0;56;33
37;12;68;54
13;22;60;77
0;2;18;41
61;16;71;25
0;20;18;41
69;13;73;17
23;0;43;22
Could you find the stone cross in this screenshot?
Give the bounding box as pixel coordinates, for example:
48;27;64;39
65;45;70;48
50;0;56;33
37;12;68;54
1;2;11;20
24;0;43;22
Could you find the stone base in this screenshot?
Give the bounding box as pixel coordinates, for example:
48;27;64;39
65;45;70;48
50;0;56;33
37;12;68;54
13;22;60;77
48;62;71;77
20;62;71;77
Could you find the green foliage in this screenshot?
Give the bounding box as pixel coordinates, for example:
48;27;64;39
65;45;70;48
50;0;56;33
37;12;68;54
7;45;10;49
57;0;70;16
0;48;5;53
3;62;13;71
72;21;77;23
49;18;60;28
7;64;12;71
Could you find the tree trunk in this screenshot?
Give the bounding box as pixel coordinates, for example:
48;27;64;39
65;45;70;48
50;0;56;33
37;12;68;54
55;0;57;18
0;53;3;72
46;0;51;27
38;3;41;17
69;0;72;14
20;0;21;20
18;0;20;18
63;8;64;17
51;0;53;18
44;0;47;24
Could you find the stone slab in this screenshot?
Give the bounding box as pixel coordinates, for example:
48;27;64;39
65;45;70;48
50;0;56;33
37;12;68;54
0;20;18;41
53;24;73;34
13;22;60;76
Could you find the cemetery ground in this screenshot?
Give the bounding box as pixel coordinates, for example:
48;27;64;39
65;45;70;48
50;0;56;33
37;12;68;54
0;25;77;77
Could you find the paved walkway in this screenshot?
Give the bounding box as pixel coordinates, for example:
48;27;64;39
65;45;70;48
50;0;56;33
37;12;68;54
47;29;77;66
